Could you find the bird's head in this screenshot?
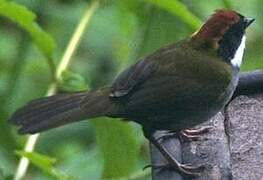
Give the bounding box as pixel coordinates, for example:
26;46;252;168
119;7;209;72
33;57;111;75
192;9;255;68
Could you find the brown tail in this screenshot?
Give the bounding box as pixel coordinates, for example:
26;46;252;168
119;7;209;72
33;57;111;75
9;88;116;134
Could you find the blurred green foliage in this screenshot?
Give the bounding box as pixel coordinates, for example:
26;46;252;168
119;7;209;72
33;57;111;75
16;151;74;179
0;0;56;59
92;119;139;179
58;70;88;92
0;0;262;179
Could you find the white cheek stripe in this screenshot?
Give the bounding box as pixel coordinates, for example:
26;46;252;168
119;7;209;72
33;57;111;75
231;35;246;68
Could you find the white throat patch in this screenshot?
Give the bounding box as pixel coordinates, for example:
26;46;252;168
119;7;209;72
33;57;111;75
231;35;246;68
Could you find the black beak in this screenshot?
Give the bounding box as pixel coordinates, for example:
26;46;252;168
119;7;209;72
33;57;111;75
244;17;255;28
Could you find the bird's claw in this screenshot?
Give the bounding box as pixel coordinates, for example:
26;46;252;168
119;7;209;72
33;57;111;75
180;131;200;141
180;126;212;142
156;132;178;143
143;163;170;171
143;163;204;177
156;126;212;143
178;163;205;176
183;126;213;136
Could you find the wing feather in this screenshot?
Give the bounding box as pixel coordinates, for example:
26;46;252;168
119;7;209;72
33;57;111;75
110;58;156;97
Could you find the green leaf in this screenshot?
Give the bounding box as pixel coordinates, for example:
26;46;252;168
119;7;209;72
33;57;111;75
142;0;202;29
0;169;3;180
58;70;88;92
0;0;56;58
222;0;232;9
15;151;74;180
92;118;139;179
2;175;13;180
16;150;56;171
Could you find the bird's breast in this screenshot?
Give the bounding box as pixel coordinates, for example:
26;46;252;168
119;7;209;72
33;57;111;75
124;55;235;131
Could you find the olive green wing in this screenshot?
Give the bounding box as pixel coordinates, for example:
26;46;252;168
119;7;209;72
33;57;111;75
110;58;157;98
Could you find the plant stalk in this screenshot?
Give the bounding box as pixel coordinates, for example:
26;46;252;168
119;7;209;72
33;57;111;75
13;1;100;180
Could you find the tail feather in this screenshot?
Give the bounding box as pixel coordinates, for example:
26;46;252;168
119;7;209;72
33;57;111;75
18;98;83;126
11;92;86;124
9;88;116;134
20;93;85;112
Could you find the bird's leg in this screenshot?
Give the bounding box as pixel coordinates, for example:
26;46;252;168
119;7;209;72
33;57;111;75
144;130;204;176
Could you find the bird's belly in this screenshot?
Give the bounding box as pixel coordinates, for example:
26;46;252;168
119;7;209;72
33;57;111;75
147;107;220;131
125;75;234;131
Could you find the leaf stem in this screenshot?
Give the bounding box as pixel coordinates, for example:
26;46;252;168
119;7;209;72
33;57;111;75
13;1;100;180
222;0;232;9
56;1;99;79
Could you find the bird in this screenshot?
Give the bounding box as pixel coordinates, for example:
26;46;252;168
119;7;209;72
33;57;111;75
9;9;254;176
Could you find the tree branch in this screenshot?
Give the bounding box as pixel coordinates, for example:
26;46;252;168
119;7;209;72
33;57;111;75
232;70;263;99
151;69;263;179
